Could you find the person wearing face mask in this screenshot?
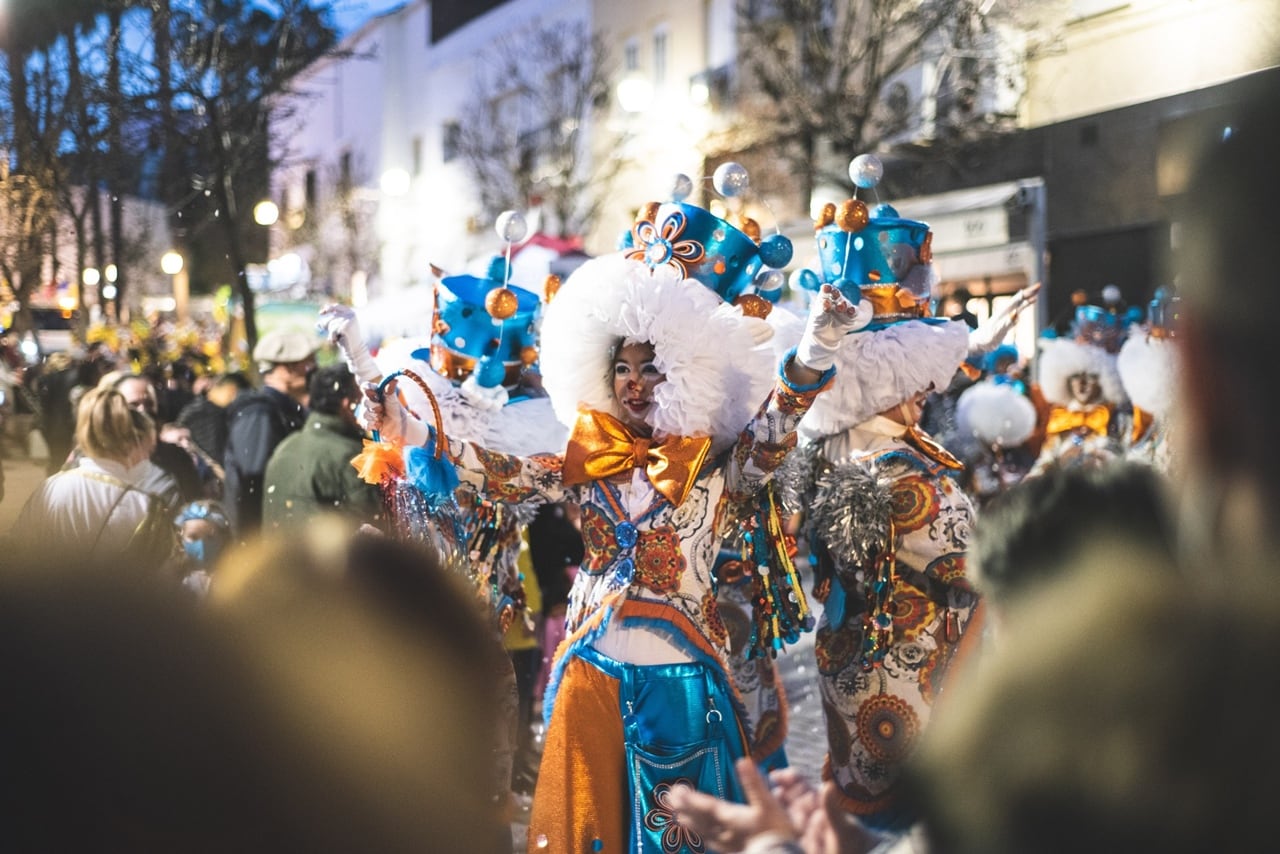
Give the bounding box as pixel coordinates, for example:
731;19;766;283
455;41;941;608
777;159;1035;833
170;499;232;596
364;169;862;853
4;385;178;574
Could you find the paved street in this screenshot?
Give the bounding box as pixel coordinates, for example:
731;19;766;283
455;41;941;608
0;437;49;531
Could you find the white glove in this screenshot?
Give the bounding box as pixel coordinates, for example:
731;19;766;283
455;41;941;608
795;284;869;372
969;283;1041;355
359;381;431;447
318;304;381;384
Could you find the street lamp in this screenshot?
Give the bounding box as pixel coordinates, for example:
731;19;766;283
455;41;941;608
82;267;101;287
253;199;279;226
616;74;654;114
161;250;188;322
379;168;410;197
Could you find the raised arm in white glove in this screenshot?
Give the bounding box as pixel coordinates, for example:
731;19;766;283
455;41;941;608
968;282;1041;356
794;284;868;374
359;381;432;447
318;304;382;384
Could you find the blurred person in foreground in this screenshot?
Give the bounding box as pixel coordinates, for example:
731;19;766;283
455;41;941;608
223;327;318;540
4;384;177;574
262;364;383;531
0;524;508;853
666;88;1280;854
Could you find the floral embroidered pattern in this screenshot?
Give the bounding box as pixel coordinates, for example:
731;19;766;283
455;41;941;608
700;590;728;648
636;526;685;592
749;436;796;472
889;587;938;642
644;779;707;853
628;211;706;277
579;503;620;575
926;553;970;590
474;445;523;481
855;693;920;764
889;475;941;534
815;623;857;675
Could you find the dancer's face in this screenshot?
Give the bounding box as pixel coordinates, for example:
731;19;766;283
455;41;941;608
1068;372;1101;405
612;341;664;435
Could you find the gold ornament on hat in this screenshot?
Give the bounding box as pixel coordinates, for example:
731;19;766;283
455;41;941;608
734;293;773;319
815;202;836;230
835;199;869;232
638;201;660;223
544;274;562;302
485;287;519;320
740;216;761;242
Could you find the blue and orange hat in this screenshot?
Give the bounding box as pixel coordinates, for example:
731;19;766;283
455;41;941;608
618;163;794;315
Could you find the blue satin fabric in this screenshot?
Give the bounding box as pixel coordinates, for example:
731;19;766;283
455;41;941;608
577;646;748;853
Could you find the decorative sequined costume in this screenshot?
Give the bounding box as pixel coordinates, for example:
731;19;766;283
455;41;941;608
781;162;991;830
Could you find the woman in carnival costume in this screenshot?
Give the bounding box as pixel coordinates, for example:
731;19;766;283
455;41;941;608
1116;287;1181;473
779;154;1034;832
319;225;566;826
365;164;864;853
1029;301;1130;473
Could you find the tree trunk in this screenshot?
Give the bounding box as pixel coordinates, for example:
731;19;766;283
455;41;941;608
107;7;127;321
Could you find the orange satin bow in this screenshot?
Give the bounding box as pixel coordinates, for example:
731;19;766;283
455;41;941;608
1045;404;1111;438
562;409;712;507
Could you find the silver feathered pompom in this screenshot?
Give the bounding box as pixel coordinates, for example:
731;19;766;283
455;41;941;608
775;443;823;515
808;460;894;578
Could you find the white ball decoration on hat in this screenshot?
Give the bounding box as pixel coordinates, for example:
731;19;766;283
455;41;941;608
495;210;528;244
712;162;750;198
671;173;694;202
849;154;884;189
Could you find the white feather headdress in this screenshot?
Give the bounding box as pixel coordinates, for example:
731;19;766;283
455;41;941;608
538;253;776;452
1117;332;1179;418
1035;337;1126;408
798;318;970;439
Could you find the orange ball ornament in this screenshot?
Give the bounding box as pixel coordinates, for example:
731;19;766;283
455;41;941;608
520;346;539;366
638;201;660;223
740;217;761;242
734;293;773;319
815;202;836;230
835;199;869;232
544;274;562;302
485;287;519;320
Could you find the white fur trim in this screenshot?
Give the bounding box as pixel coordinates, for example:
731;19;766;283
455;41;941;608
1117;333;1180;418
374;336;567;454
956;380;1038;447
798;318;970;438
538;253;776;450
1035;338;1126;407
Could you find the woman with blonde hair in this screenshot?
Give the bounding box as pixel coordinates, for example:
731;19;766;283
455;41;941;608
6;385;177;572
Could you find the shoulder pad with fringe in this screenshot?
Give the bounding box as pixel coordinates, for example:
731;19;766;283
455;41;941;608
808;458;895;571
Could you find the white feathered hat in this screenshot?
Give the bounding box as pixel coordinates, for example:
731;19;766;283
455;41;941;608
1035;336;1126;408
956;379;1038;447
538;252;776;453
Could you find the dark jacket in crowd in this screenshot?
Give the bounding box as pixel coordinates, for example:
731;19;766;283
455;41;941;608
261;411;382;531
176;395;229;464
223;387;305;538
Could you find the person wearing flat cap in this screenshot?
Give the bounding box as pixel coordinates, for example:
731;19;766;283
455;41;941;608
222;327;319;540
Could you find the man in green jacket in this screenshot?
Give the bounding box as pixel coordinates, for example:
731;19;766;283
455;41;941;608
263;364;383;531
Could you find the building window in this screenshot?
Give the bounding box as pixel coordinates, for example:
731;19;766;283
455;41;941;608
653;28;668;88
304;168;317;212
442;121;462;163
624;38;640;72
339;151;352;190
412;135;424;175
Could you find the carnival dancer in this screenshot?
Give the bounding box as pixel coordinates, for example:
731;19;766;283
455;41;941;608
365;165;863;853
780;154;1029;831
319;220;565;828
1117;287;1180;472
1030;301;1130;473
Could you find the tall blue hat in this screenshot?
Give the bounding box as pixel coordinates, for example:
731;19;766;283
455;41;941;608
416;212;541;390
618;163;794;315
792;154;942;331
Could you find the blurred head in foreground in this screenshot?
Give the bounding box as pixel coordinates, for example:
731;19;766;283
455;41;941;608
0;524;506;853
